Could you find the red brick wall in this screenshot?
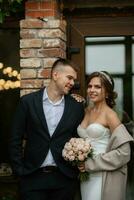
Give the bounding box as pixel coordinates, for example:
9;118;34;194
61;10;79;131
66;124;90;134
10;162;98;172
25;0;60;19
20;0;66;95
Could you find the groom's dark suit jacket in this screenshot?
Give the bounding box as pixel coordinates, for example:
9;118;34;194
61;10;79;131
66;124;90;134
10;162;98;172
10;88;84;179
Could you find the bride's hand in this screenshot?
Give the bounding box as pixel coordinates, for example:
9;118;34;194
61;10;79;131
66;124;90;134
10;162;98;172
78;162;86;172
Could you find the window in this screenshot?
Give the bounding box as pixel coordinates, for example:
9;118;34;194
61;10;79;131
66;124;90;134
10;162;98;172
85;36;134;119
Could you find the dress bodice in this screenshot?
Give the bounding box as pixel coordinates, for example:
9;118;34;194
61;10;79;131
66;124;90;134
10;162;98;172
78;124;111;200
77;123;110;155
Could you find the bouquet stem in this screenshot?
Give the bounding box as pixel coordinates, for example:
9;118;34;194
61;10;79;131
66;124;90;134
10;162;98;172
78;171;90;182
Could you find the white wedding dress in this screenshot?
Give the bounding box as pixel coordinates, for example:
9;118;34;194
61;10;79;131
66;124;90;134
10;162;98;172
77;123;110;200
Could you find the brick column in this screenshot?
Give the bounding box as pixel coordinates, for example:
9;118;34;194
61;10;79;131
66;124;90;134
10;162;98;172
20;0;66;95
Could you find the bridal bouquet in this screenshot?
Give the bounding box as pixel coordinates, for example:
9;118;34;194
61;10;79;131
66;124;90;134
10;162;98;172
62;137;93;181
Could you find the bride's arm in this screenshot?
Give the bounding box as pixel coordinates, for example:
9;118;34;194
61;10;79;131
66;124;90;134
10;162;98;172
85;142;130;172
85;124;133;172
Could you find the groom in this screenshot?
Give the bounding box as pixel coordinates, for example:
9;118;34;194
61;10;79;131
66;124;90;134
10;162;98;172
10;58;84;200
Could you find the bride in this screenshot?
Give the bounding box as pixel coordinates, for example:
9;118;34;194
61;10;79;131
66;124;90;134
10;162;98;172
77;71;133;200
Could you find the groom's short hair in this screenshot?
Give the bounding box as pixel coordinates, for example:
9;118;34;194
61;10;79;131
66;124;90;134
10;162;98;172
51;58;78;76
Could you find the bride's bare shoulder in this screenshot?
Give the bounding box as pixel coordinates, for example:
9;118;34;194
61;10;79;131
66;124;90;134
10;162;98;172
106;107;121;132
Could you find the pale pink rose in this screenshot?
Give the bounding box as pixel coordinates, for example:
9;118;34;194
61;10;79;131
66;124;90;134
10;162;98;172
78;154;85;161
64;142;72;150
72;142;78;148
73;147;78;153
77;144;84;151
68;150;74;156
77;150;83;155
69;155;75;161
70;138;76;144
62;149;67;157
82;147;90;153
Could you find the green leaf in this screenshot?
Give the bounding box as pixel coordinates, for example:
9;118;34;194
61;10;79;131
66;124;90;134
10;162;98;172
78;171;90;182
0;12;4;23
0;0;24;23
15;0;23;3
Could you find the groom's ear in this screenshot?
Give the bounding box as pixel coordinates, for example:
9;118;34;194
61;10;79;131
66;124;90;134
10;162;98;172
52;71;59;81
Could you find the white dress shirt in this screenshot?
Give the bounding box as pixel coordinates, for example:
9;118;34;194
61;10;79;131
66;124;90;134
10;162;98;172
41;88;65;167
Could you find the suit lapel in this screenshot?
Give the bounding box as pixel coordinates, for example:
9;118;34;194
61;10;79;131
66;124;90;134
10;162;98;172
34;88;50;137
34;91;72;138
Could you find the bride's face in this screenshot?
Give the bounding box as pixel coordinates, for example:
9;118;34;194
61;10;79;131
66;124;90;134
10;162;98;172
87;77;106;103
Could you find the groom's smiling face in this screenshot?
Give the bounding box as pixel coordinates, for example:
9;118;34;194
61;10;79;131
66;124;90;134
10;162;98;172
53;65;77;95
